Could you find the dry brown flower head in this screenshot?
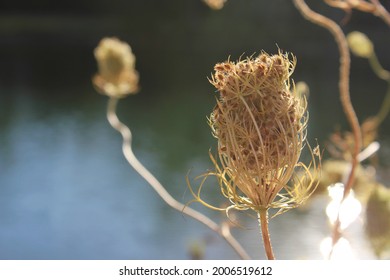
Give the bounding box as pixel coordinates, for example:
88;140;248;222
191;51;320;217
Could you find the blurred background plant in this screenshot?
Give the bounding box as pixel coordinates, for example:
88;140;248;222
293;0;390;259
0;0;389;259
93;36;250;259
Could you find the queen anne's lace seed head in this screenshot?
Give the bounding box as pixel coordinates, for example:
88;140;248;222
193;51;320;216
93;37;139;98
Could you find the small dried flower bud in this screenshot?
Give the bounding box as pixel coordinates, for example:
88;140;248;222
347;31;374;58
203;0;227;10
93;37;139;98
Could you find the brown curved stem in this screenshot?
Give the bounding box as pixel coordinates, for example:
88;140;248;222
324;0;376;13
293;0;361;198
106;97;250;260
324;0;390;27
293;0;362;258
370;0;390;27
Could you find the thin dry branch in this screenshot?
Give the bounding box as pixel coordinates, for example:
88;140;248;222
106;97;250;260
293;0;362;257
324;0;376;13
370;0;390;27
324;0;390;27
293;0;361;200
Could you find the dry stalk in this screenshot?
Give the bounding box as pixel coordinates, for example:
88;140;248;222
191;51;320;260
293;0;362;258
370;0;390;27
258;209;275;260
106;97;250;260
324;0;390;27
93;37;250;260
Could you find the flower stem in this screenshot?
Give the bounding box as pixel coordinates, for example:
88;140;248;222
293;0;362;258
258;209;275;260
106;97;251;260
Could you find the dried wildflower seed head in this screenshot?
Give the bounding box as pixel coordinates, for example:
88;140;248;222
211;52;304;173
93;37;139;98
347;31;373;58
205;51;319;214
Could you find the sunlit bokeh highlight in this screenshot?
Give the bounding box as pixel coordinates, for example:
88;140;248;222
325;183;362;230
320;237;355;260
319;183;363;259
